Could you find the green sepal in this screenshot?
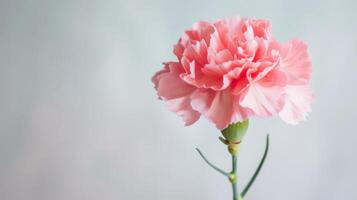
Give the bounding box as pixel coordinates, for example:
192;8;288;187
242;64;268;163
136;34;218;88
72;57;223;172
221;120;249;143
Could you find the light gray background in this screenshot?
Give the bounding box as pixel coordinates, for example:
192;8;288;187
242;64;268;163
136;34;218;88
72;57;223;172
0;0;356;200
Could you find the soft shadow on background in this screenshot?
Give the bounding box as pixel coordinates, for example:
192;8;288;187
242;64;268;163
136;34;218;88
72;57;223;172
0;0;356;200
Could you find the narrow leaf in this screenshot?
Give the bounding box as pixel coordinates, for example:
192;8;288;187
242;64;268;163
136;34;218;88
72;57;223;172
241;134;270;197
195;148;229;177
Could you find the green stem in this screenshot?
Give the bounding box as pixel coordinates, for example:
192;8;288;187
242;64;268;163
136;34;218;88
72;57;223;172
196;134;269;200
231;155;239;200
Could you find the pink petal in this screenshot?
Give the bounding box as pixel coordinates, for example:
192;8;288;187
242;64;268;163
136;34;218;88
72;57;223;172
174;21;214;59
279;39;311;85
212;49;234;64
211;16;244;54
155;64;194;100
152;62;200;125
279;85;314;125
167;97;200;126
231;95;253;122
191;89;233;129
247;19;271;39
182;40;208;66
240;80;285;117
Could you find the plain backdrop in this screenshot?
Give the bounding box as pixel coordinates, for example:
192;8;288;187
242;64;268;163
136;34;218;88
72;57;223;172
1;0;356;200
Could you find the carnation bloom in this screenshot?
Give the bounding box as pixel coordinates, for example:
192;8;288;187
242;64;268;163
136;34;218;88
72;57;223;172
152;16;313;130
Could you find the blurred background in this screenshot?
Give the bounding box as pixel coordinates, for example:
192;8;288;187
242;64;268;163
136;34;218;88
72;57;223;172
0;0;356;200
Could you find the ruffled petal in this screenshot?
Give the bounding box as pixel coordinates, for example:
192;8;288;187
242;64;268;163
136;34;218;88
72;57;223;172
239;78;285;117
166;97;200;126
152;62;200;125
211;16;244;54
153;63;194;99
246;19;271;39
279;85;313;125
191;89;233;129
174;21;214;59
279;39;311;85
231;95;253;122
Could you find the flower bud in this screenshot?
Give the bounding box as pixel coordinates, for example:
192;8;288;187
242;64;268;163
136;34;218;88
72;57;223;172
221;120;249;143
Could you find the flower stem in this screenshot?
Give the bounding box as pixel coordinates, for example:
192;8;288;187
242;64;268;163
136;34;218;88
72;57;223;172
195;133;269;200
231;155;239;200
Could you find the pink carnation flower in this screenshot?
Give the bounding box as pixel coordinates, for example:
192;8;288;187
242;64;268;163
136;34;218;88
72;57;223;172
152;17;313;130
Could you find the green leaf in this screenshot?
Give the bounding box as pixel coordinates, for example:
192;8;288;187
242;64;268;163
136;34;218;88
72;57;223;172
241;134;270;197
195;148;229;177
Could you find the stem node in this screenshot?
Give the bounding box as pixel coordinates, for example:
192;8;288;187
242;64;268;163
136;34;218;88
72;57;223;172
229;173;237;184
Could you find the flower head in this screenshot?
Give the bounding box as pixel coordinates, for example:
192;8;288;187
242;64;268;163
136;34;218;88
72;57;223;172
152;17;313;130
